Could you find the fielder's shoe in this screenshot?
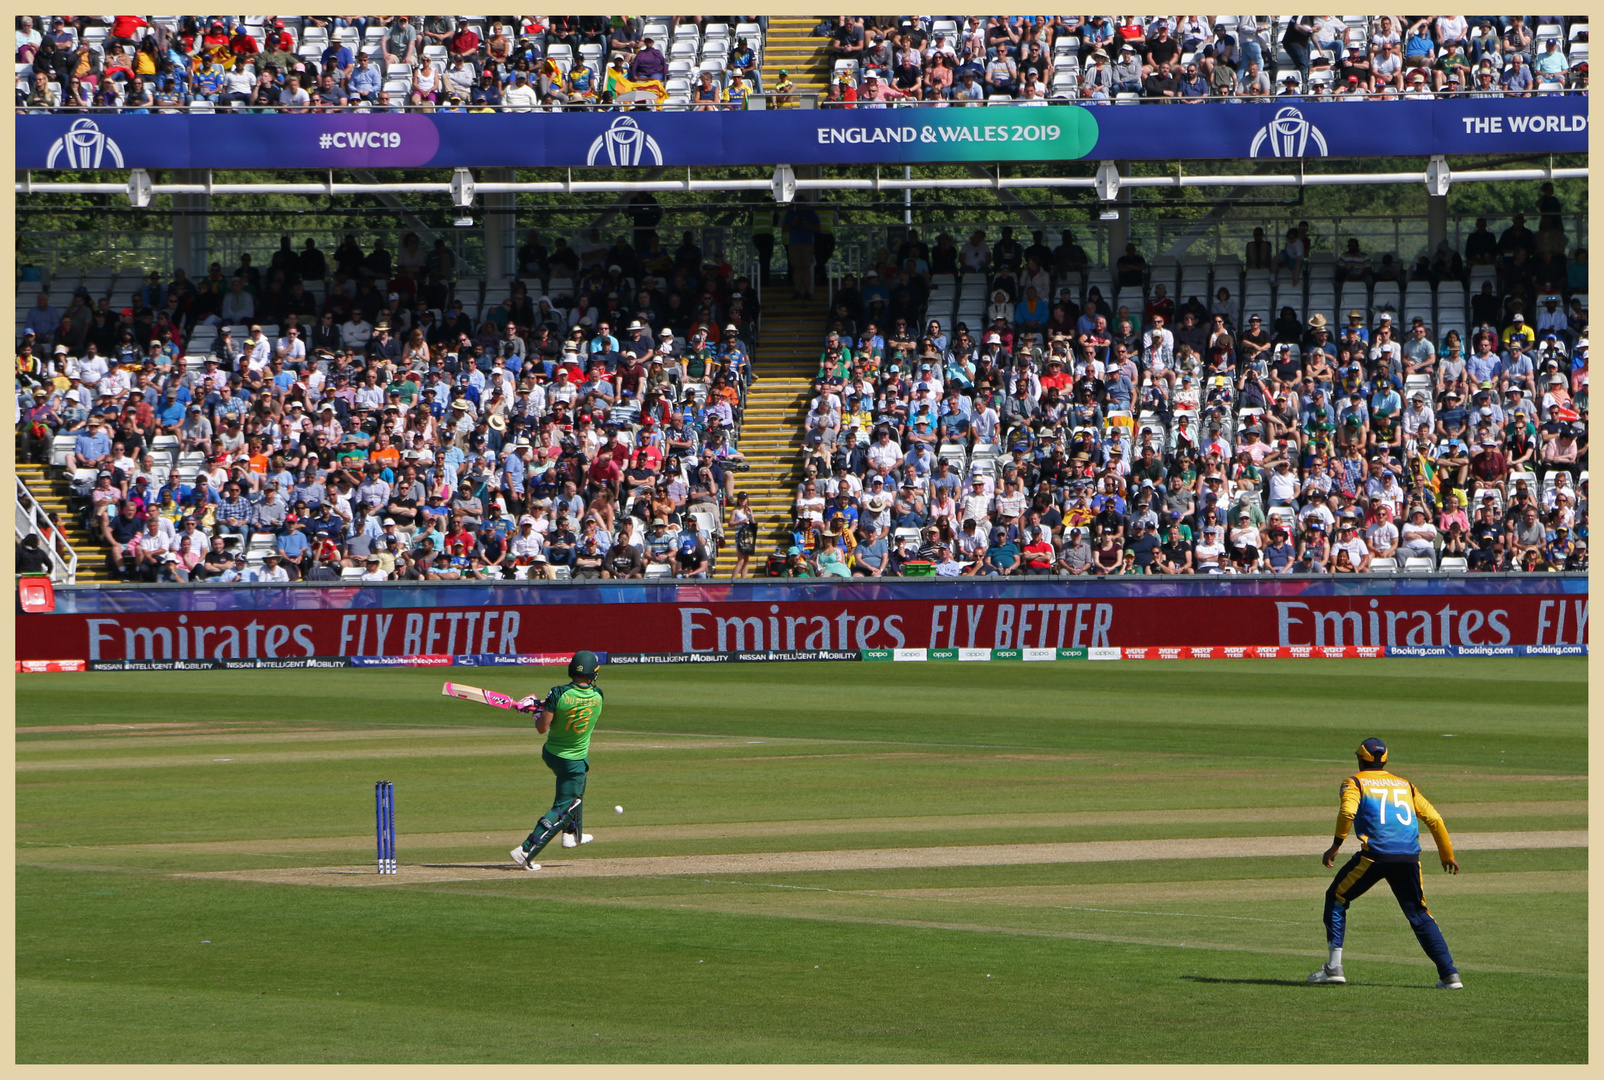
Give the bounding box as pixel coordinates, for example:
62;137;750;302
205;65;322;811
510;845;541;871
1436;973;1464;989
561;832;595;848
1308;964;1347;985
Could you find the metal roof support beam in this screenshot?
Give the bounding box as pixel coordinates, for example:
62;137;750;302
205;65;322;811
585;166;668;229
1161;160;1282;259
355;169;444;245
17;167;1586;199
963;164;1047;232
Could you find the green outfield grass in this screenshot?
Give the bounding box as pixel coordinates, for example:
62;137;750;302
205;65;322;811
15;659;1587;1063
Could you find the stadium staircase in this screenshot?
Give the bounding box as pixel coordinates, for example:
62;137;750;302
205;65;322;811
760;17;832;103
737;294;825;552
15;460;112;582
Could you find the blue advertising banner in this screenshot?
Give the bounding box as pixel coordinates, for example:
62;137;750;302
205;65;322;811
38;573;1587;615
17;97;1586;170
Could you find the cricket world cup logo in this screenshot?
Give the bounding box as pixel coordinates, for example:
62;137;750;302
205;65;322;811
1248;106;1329;158
586;116;664;166
46;118;126;168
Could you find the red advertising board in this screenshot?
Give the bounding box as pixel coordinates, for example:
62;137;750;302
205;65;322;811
17;592;1589;663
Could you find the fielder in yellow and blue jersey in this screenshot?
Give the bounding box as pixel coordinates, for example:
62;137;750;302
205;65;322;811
1309;738;1464;989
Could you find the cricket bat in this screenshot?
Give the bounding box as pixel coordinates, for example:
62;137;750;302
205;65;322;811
441;682;522;711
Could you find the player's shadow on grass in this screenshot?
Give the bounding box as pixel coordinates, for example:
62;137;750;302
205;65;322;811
1182;975;1427;989
1180;975;1326;988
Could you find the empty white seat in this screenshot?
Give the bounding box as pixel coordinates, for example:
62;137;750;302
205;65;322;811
1403;555;1436;573
691;509;721;540
50;435;77;467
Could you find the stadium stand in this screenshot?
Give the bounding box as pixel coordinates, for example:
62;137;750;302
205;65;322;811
17;224;763;583
12;15;1590;581
12;15;1588;112
784;191;1587;577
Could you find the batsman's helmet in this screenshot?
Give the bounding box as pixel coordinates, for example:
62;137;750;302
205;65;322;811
1356;737;1388;764
568;650;601;679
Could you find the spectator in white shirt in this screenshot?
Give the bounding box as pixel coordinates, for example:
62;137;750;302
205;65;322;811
1402;392;1435;448
256;553;292;583
503;72;540;111
959;231;990;273
341;315;374;350
281;75;312;111
866;428;904;473
1364;507;1400;559
220;279;256;324
1267;457;1299;508
1332;518;1371;569
244;326;272;371
1143;314;1174;368
1399;507;1439;558
961;475;994;525
276;327;307;366
1434;15;1468;49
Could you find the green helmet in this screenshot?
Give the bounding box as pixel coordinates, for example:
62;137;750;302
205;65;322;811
568;650;601;679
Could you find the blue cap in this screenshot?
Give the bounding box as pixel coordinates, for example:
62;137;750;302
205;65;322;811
1357;737;1388;764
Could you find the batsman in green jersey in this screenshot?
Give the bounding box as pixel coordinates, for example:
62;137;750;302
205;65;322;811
509;650;603;871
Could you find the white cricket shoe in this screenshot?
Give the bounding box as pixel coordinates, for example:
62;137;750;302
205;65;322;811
1436;973;1464;989
510;845;542;871
1308;964;1347;984
561;832;595;848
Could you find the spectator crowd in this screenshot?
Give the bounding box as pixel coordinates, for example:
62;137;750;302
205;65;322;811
16;14;767;112
818;15;1587;105
17;223;761;582
15;16;1588;113
781;190;1587;578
